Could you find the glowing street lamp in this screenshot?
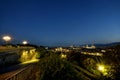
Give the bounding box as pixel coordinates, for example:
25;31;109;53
97;64;109;76
98;65;105;71
61;54;67;58
2;36;12;44
22;41;28;45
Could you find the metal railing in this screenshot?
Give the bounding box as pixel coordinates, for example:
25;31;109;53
6;65;33;80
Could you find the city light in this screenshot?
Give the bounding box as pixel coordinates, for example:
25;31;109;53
22;41;28;45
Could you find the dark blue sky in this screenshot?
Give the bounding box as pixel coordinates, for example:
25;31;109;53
0;0;120;46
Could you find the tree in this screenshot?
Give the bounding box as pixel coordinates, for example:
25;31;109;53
37;53;79;80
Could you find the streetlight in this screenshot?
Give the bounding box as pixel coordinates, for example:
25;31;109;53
97;64;108;76
2;36;12;44
98;65;105;71
22;41;28;45
61;54;67;59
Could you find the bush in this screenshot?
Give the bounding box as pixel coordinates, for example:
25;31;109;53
38;53;79;80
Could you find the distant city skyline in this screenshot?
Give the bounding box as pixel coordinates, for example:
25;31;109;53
0;0;120;46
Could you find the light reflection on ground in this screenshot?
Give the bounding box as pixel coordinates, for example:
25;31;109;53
21;59;39;64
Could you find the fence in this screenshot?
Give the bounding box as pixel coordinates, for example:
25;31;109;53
0;64;37;80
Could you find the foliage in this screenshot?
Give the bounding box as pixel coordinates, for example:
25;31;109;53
66;51;81;65
36;47;47;59
38;53;79;80
83;58;96;69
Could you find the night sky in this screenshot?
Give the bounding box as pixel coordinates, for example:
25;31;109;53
0;0;120;46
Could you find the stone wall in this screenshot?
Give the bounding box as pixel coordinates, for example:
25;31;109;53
0;46;36;66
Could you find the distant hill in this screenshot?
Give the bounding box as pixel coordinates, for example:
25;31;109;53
94;42;120;47
1;41;120;47
80;42;120;48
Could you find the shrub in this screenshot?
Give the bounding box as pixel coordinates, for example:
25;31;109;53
38;53;79;80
